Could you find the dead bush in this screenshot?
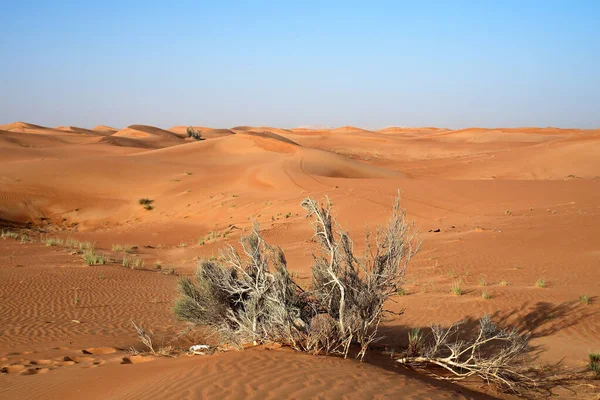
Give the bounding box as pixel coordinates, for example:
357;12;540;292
396;315;535;394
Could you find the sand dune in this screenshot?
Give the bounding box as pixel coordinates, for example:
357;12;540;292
1;121;599;399
92;125;118;133
329;125;375;134
113;125;183;140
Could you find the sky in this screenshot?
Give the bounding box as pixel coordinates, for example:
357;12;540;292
1;1;599;129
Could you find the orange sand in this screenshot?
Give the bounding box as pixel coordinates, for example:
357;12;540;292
1;122;598;398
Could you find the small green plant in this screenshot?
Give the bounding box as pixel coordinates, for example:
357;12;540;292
407;328;423;356
450;281;463;296
589;353;600;376
284;212;292;219
83;251;105;265
45;238;64;247
73;296;79;306
155;261;162;270
178;242;187;248
579;294;590;305
482;291;491;300
499;280;509;286
143;204;154;210
535;278;546;288
397;287;409;296
138;198;153;205
478;276;487;287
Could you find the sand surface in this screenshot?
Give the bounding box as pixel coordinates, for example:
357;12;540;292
1;122;598;398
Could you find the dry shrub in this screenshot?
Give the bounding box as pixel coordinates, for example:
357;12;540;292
396;315;534;394
174;192;419;360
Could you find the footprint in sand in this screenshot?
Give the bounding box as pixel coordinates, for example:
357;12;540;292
82;347;117;355
2;364;26;374
122;355;154;364
30;359;53;366
21;367;50;375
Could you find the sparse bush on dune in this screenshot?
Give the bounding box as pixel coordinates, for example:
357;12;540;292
186;126;204;141
175;192;420;359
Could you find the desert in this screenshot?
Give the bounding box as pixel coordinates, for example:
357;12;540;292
0;122;599;399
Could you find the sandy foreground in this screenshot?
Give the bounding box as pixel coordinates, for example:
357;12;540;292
0;122;599;399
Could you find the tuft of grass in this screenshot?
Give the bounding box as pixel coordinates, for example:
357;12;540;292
579;294;590;305
45;238;64;247
83;251;106;265
284;212;293;219
450;281;463;296
123;256;144;269
589;353;600;376
535;278;546;288
1;230;19;240
482;291;491;300
499;280;509;286
477;276;487;287
20;234;32;243
407;328;423;356
397;287;409;296
155;261;162;270
143;204;154;211
112;244;135;253
178;242;187;248
138;198;154;206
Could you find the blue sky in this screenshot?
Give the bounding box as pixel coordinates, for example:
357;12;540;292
1;1;599;129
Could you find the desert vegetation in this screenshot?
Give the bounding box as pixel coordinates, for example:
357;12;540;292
186;126;204;141
173;194;538;393
397;315;534;393
175;193;420;360
590;353;600;376
83;250;106;265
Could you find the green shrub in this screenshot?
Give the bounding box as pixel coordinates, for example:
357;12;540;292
590;353;600;376
186;126;204;141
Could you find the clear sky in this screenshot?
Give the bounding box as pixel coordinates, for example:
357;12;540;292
1;1;599;129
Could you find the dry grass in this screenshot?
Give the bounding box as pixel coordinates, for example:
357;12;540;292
45;238;64;247
83;251;106;265
450;281;463;296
